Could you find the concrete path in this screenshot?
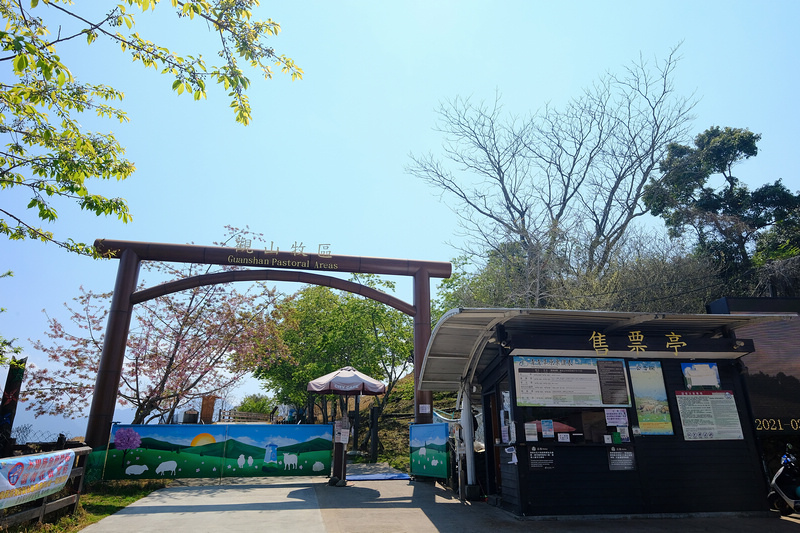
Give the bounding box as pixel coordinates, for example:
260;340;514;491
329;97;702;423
80;463;800;533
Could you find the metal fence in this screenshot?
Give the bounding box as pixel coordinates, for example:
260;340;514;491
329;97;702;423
10;425;80;446
217;409;272;423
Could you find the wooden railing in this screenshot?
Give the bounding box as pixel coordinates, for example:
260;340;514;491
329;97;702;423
217;409;272;423
0;445;92;529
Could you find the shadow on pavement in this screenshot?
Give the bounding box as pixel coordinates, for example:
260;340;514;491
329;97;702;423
306;475;800;533
81;464;800;533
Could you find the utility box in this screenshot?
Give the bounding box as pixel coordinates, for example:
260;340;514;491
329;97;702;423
183;409;199;424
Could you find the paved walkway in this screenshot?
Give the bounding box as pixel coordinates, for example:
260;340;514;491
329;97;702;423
80;463;800;533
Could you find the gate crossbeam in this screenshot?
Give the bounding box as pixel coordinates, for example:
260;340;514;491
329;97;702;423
132;269;416;316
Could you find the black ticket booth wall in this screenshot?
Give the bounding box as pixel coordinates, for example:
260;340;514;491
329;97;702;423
480;353;768;516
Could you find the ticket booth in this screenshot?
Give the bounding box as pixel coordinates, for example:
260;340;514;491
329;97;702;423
419;308;794;516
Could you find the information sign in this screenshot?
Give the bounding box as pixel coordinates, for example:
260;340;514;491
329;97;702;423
529;446;555;470
629;361;673;435
607;445;636;471
514;357;631;407
676;390;743;441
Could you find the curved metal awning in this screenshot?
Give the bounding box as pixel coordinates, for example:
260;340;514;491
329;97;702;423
419;308;795;394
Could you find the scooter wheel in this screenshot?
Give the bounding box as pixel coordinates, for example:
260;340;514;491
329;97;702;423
769;492;794;516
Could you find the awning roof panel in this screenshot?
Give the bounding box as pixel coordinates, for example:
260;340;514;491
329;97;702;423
419;308;795;393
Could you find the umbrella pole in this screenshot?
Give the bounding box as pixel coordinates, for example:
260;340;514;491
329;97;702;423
332;395;349;482
342;395;348;481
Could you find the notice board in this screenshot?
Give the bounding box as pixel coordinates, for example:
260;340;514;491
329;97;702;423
514;357;631;407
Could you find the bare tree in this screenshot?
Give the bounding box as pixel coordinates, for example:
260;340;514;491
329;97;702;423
756;256;800;298
551;231;723;313
409;46;695;307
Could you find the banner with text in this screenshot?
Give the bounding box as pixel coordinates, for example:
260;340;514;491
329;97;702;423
0;449;74;510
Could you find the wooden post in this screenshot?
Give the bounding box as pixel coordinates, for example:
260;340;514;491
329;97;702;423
414;268;433;424
85;249;140;448
370;405;379;463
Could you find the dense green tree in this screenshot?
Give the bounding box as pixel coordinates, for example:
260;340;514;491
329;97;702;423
754;209;800;264
257;278;412;425
1;0;301;255
236;393;277;415
644;126;800;293
752;209;800;296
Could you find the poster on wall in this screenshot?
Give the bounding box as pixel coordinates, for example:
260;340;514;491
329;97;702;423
628;361;674;436
514;357;631;407
676;391;744;441
410;423;449;479
607;445;636;471
529;446;555;470
0;450;74;510
94;424;334;481
681;363;721;390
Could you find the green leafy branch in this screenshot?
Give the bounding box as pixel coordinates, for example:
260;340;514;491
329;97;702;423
1;0;300;255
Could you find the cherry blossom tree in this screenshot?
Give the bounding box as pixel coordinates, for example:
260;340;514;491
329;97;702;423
24;259;287;424
114;427;141;463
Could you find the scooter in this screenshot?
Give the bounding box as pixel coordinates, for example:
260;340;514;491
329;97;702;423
768;444;800;516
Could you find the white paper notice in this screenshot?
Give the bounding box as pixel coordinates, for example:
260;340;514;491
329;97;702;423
675;390;743;440
525;422;539;441
605;408;628;427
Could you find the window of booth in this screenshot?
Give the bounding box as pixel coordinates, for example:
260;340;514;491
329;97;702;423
512;356;636;445
519;406;632;445
497;378;513;444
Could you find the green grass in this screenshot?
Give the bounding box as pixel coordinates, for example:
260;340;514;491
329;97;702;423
3;480;168;533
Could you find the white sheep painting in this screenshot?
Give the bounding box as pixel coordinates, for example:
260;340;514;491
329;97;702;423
156;460;178;476
283;453;298;470
125;464;149;476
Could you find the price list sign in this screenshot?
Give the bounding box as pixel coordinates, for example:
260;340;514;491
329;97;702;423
514;357;631;408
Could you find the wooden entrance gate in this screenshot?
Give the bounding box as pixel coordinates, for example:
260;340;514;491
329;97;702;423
85;239;451;448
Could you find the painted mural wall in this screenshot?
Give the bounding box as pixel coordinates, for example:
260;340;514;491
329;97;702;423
87;424;333;481
409;423;449;479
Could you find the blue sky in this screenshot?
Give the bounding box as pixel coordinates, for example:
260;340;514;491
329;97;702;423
2;0;799;437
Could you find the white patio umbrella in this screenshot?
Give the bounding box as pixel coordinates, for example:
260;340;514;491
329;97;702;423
307;366;386;396
307;366;385;483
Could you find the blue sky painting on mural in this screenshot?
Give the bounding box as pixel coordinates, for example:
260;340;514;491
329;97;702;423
2;1;799;436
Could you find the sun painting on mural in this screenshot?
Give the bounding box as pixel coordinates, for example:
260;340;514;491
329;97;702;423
191;433;216;447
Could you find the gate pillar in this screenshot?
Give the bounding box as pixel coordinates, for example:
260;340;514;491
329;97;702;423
85;249;140;447
414;268;433;424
